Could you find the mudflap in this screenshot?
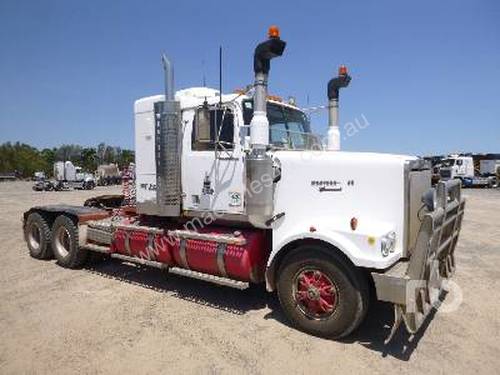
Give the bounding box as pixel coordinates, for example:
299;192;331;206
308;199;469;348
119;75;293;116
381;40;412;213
371;180;466;343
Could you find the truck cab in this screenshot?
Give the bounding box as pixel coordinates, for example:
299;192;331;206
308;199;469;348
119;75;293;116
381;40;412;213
135;88;431;269
439;155;475;180
440;155;495;187
135;88;317;217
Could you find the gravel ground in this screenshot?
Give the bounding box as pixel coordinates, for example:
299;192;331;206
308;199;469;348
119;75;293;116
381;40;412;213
0;181;499;374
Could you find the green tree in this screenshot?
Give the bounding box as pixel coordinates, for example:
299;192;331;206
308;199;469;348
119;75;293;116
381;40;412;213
56;144;82;163
0;142;44;178
119;149;135;167
40;148;57;176
0;142;135;178
81;147;97;172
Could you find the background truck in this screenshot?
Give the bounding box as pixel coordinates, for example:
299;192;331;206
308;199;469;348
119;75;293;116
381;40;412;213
440;155;495;187
480;159;500;177
22;27;465;342
96;163;122;186
53;161;96;190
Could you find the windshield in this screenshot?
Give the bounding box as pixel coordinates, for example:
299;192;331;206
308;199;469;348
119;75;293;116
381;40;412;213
442;159;456;167
242;100;320;150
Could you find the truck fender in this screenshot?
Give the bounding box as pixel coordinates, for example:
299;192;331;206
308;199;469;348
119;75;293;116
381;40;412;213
265;231;359;292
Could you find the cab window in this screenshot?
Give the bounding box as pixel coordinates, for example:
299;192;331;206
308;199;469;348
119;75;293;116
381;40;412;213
242;100;312;150
192;108;234;151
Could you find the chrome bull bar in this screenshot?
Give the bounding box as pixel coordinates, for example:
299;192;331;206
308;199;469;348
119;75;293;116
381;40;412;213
372;179;466;343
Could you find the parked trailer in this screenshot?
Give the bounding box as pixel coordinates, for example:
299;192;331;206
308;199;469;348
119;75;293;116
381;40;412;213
0;173;17;182
96;163;121;186
480;159;500;177
22;27;465;342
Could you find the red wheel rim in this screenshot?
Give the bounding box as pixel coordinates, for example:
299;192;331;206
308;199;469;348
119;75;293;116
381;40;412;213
293;268;338;319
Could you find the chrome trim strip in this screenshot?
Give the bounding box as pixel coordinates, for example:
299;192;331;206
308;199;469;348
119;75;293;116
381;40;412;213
124;231;131;255
111;253;168;269
216;242;228;277
116;224;164;235
169;267;249;290
179;239;189;269
147;232;155;260
167;229;246;246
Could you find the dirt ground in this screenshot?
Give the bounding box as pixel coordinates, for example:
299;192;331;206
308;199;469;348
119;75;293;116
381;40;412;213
0;181;499;374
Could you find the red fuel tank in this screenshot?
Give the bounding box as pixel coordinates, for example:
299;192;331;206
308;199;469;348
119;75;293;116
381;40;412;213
111;227;174;265
110;226;269;283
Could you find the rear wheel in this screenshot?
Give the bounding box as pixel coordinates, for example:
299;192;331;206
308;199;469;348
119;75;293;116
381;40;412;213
25;212;53;259
51;215;88;268
277;246;369;339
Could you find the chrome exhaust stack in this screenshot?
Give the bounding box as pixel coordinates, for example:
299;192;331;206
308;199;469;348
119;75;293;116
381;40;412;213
246;26;286;228
326;65;351;151
155;54;181;216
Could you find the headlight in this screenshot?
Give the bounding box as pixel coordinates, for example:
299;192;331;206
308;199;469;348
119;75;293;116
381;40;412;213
422;188;437;211
380;231;396;257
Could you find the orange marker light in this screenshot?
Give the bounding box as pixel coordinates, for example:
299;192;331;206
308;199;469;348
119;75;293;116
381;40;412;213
339;65;348;76
268;25;280;39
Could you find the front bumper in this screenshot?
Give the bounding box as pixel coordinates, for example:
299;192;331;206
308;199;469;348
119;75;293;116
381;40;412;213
371;180;465;342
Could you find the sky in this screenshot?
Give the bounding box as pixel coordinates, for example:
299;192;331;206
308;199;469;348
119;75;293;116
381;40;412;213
0;0;498;155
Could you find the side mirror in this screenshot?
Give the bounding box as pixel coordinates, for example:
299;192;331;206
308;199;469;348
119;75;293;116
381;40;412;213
194;106;211;146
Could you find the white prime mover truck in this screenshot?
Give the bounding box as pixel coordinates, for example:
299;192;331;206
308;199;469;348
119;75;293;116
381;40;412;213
440;155;495;187
53;161;96;190
22;27;465;342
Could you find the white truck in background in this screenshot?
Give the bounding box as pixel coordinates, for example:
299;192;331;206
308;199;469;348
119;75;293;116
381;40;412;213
96;163;122;186
480;159;500;177
439;155;495;187
53;161;96;190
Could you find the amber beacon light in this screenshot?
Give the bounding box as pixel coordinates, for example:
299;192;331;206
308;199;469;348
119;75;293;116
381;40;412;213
268;25;280;39
338;64;348;76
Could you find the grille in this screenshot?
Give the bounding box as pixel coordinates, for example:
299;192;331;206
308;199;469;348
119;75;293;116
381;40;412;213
440;169;451;178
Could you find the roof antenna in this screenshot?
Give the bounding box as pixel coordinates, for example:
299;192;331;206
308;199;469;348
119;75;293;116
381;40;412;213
219;45;223;107
202;59;206;87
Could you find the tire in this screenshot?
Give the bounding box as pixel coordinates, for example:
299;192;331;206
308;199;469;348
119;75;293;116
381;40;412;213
51;215;88;268
25;212;53;259
277;246;369;339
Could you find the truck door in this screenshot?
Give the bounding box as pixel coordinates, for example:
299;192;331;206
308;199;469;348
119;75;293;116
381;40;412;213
456;158;465;177
181;104;245;215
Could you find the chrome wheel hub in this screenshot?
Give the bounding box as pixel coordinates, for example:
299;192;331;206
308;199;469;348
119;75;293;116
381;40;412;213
54;227;71;258
28;224;41;251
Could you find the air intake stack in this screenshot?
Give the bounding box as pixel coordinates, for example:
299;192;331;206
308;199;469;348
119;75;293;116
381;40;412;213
327;65;351;151
246;26;286;228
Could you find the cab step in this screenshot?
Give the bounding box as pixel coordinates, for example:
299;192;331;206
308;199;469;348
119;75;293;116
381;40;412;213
81;244;249;290
169;267;249;290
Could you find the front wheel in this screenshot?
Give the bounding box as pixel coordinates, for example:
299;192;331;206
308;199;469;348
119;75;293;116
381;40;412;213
277;247;369;339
